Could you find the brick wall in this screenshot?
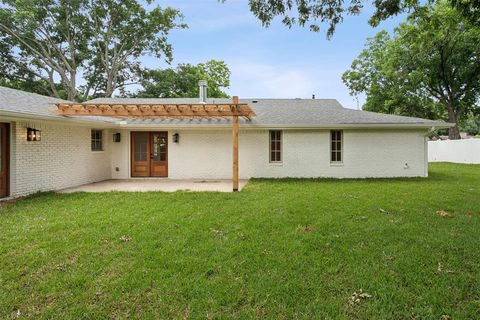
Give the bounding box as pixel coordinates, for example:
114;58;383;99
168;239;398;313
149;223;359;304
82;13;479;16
6;122;429;197
10;121;111;196
112;128;429;179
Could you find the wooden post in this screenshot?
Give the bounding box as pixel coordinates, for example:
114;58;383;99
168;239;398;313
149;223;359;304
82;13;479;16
232;96;239;192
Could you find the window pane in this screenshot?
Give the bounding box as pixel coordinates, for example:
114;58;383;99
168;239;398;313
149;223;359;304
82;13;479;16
134;134;148;161
91;130;103;151
269;130;282;162
330;130;343;162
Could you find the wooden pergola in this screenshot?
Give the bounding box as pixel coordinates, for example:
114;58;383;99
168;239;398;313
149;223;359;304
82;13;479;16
51;96;254;191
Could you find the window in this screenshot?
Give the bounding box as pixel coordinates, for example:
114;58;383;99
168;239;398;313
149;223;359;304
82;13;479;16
269;130;282;163
91;130;103;151
330;130;343;163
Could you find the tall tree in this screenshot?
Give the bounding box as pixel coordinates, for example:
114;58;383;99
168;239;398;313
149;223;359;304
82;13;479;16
135;60;231;99
238;0;480;38
0;0;90;100
342;2;480;139
88;0;185;98
0;0;184;101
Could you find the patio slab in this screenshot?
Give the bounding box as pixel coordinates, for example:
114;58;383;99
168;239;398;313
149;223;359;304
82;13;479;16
58;179;248;193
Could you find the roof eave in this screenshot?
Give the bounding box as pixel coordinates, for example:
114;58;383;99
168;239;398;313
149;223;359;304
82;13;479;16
120;122;454;130
0;110;116;127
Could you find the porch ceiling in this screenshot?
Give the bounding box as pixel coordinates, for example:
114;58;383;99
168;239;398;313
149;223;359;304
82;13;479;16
50;99;255;120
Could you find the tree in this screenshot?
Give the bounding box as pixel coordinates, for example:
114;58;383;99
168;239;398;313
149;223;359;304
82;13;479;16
0;0;184;101
0;0;90;100
135;60;231;98
87;0;185;98
342;2;480;139
459;113;480;136
238;0;479;38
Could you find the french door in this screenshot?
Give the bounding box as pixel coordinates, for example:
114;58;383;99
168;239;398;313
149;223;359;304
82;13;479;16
131;132;168;177
0;123;9;198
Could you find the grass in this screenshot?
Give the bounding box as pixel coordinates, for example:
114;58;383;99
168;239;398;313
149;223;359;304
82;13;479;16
0;163;479;319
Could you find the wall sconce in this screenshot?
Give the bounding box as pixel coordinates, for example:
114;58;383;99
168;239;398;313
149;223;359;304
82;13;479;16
113;132;121;142
173;133;179;143
27;128;41;141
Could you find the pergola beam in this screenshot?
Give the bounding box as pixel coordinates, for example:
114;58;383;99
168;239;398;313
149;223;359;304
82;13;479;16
232;96;239;192
52;102;255;119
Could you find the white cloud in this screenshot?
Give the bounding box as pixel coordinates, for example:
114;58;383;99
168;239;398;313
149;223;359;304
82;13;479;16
227;60;341;100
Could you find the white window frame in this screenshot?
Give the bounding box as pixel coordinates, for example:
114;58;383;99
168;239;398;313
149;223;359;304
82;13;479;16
269;130;282;163
330;130;343;164
91;129;104;152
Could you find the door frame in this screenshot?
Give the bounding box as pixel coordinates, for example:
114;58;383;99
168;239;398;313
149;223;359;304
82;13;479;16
0;123;10;198
130;131;168;178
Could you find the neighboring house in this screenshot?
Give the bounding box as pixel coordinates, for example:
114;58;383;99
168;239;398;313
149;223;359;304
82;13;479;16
0;85;451;198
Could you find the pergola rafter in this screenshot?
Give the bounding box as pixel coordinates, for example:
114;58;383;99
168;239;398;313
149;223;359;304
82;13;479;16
51;102;255;120
50;96;253;191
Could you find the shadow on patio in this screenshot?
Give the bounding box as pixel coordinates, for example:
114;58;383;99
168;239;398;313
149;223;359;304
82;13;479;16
58;179;248;193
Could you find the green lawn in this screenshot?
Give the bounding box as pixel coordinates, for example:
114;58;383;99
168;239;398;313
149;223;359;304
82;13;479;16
1;163;479;319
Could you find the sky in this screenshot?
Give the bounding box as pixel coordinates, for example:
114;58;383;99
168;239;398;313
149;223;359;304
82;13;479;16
142;0;407;109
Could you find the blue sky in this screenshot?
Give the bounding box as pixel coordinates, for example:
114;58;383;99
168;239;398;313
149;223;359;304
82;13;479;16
143;0;407;109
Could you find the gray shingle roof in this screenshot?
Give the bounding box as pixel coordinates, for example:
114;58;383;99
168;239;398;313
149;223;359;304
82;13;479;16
0;86;117;123
87;97;447;128
1;86;450;128
0;86;68;117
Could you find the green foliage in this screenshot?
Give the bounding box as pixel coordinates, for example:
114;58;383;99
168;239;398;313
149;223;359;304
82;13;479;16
241;0;478;38
1;163;480;318
0;77;66;99
0;0;185;101
342;1;480;139
459;113;480;135
135;60;231;98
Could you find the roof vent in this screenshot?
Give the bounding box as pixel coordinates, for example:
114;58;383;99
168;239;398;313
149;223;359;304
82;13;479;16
199;80;208;103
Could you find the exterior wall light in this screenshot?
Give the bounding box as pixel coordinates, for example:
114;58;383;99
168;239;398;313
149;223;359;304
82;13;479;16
173;133;179;143
27;128;41;141
113;132;121;142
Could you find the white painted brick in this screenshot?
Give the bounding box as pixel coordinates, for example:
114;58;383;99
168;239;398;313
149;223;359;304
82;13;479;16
10;121;111;197
111;128;428;180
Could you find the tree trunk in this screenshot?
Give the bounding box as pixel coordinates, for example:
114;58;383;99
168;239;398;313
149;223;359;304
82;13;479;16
447;106;461;139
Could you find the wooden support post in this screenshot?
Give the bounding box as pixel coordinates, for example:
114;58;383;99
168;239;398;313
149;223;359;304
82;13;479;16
232;96;239;192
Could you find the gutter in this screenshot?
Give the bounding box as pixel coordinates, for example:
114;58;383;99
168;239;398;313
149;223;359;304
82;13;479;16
121;122;455;130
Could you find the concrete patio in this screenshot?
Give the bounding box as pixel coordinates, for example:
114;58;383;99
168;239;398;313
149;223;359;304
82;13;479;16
58;179;248;193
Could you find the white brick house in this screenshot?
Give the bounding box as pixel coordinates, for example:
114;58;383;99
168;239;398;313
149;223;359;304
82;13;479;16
0;86;452;198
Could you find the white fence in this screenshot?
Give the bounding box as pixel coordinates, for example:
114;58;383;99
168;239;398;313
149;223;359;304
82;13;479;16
428;139;480;164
